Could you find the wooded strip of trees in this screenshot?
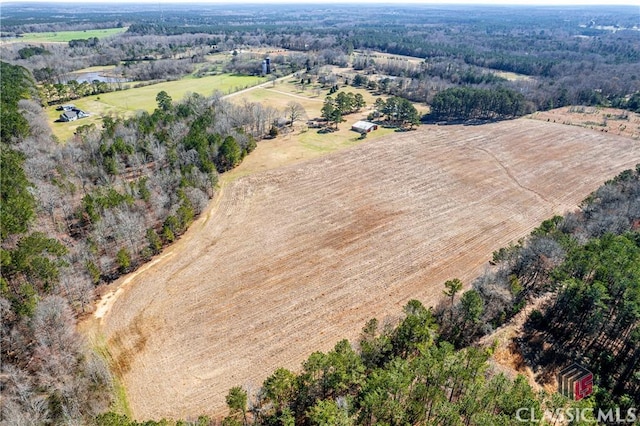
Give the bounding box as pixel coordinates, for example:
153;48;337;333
428;87;527;122
61;89;274;283
216;301;550;426
40;80;114;106
17;45;50;59
373;96;420;128
320;92;366;129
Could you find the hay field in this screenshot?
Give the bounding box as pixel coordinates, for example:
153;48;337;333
95;119;640;420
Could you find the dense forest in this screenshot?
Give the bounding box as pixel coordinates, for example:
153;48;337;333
427;87;526;122
1;62;113;425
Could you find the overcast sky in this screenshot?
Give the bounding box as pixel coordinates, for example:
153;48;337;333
2;0;638;4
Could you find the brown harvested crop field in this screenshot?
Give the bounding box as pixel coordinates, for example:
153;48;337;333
94;118;640;420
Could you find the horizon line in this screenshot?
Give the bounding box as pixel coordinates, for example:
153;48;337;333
2;0;639;5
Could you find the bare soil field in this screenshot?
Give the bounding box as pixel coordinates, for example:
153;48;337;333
92;119;640;420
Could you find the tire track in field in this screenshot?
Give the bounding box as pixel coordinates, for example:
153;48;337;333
474;145;552;206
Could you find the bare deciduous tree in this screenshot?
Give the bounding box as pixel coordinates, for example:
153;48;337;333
285;101;306;128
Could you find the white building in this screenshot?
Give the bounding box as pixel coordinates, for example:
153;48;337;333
351;120;378;133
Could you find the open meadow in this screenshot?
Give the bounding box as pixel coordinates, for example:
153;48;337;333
90;118;640;420
228;75;386;120
10;27;127;43
46;61;416;143
47;74;266;142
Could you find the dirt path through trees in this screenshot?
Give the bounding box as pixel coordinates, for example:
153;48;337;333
87;119;640;420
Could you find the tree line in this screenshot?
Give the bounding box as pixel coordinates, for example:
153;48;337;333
65;88;270;283
427;87;527;122
373;96;420;128
435;166;640;410
217;301;551;426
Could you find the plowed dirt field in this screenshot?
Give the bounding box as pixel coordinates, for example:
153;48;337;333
95;119;640;420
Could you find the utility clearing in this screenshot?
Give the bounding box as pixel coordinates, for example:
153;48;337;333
93;119;640;420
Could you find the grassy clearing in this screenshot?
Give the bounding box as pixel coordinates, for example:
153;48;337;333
354;50;425;65
494;71;534;82
227;77;394;152
47;74;266;142
97;74;265;110
219;122;396;186
235;84;325;118
201;52;233;69
298;125;395;152
224;72;421;173
16;27;127;43
230;77;385;120
90;333;132;418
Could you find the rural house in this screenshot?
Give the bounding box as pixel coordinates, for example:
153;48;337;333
60;111;79;122
351;120;378;134
58;107;89;122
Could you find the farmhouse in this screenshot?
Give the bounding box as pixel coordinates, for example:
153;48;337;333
60;111;79;122
351;120;378;134
59;108;89;122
